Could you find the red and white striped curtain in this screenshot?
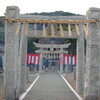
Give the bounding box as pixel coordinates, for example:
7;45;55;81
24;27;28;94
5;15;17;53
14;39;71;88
27;54;40;64
27;54;76;65
63;55;76;65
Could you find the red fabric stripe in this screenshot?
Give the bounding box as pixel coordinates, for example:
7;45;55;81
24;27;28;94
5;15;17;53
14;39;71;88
63;55;76;65
27;54;40;64
27;54;76;65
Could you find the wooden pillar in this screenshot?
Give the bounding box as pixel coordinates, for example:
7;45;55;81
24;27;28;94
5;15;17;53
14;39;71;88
84;7;100;100
4;6;20;100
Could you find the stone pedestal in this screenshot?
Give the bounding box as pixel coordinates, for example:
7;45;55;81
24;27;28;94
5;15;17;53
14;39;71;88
84;8;100;100
4;6;20;100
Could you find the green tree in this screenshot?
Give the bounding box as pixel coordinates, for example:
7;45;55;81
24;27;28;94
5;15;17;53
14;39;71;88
27;38;39;53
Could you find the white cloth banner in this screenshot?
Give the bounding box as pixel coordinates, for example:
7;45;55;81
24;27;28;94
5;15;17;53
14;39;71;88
35;56;38;64
28;55;31;64
65;56;68;64
31;56;34;63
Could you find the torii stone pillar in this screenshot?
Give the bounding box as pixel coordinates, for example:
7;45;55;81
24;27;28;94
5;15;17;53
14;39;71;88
84;8;100;100
39;53;43;73
4;6;20;100
60;53;63;73
19;23;27;94
76;25;84;94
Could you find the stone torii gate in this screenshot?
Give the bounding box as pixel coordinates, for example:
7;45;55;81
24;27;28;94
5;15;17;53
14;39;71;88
33;42;71;73
4;6;100;100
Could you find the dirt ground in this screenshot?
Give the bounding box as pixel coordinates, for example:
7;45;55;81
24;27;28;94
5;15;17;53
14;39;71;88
64;72;84;99
64;72;76;90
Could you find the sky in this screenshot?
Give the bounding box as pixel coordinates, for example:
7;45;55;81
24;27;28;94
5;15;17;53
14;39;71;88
0;0;100;16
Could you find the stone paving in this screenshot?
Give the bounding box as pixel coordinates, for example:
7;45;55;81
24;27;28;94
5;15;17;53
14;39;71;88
23;70;80;100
